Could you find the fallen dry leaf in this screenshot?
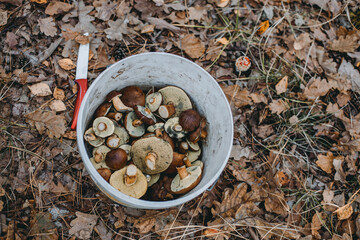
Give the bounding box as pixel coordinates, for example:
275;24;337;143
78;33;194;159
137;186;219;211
250;92;268;104
294;32;312;50
141;24;155;33
6;32;18;48
94;221;113;240
214;0;229;8
188;5;210;22
49;100;66;112
303;78;332;100
58;58;76;70
45;1;72;15
338;59;360;94
269;99;289;114
74;1;97;33
75;34;90;45
217;37;229;45
69;212;99;240
0;9;7;26
63;131;77;140
275;76;288;94
323;189;334;203
38;17;57;37
334;204;353;220
327;31;360;53
104;18;128;41
229;145;251;160
28;213;58;239
337;92;351;107
312;211;325;239
28;82;52;96
265;191;289;216
257;20;269;35
316;152;334;174
30;0;47;3
221;84;252;108
25;109;66;138
212;182;247;216
53;87;65;100
275;171;290;186
94;0;117;21
180;34;205;59
253;125;274;139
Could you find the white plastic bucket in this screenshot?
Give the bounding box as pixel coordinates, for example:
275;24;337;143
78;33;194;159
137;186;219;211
77;53;233;209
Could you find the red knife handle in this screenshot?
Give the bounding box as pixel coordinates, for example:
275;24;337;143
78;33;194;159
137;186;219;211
71;79;88;130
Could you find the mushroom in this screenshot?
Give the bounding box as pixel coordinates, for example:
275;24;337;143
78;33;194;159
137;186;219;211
106;90;133;112
187;148;201;163
90;157;109;170
164;117;186;139
106;126;130;149
107;112;123;122
94;102;112;118
179;109;201;132
178;141;189;154
192;160;204;170
161;132;175;150
119;144;132;161
124;112;145;138
120;86;146;108
170;166;202;194
92;145;111;163
97;168;112;182
84;128;105;147
105;148;127;170
158;86;192;116
93;117;115;138
147;123;164;134
131;136;173;174
164;152;186;174
186;139;200;151
134;105;156;125
235;56;251;72
145;92;162;112
146;173;161;187
188;118;207;143
158;103;175;119
110;164;147;199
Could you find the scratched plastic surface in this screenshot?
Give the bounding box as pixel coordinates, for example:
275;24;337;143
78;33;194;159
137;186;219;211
77;53;233;209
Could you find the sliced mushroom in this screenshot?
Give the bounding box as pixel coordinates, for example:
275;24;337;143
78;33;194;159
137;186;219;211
178;141;189;154
131;136;173;174
158;103;175;119
164;152;186;174
105;148;127;170
158;86;192;116
145;92;162;112
120;86;146;108
90;157;109;170
106;90;133;112
119;144;132;161
106;126;130;149
186;139;200;151
187;149;201;163
170;166;202;194
93;117;115;138
134;105;156;125
164;117;186;139
84;128;105;147
107;112;123;122
146;173;161;187
124;112;145;138
94;102;112;118
93;145;111;163
179;109;201;132
97;168;112;182
110;165;147;199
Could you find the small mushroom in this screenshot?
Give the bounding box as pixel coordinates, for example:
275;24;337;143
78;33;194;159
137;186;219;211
124;112;145;138
93;145;111;163
131;136;173;174
84;128;105;147
161;132;175;150
179;109;201;132
106;126;130;149
178;141;189;154
147;123;164;133
170;166;202;195
107;112;123;122
110;165;147;199
119;144;132;161
158;86;192;116
192;160;204;170
146;173;161;187
235;56;251;72
93;117;115;138
106;90;133;112
105;148;127;170
94;102;112;118
145;92;162;112
97;168;112;182
90;157;109;170
134;105;156;125
183;156;192;167
187;149;201;163
158;103;175;119
164;152;186;174
164;117;186;139
186;139;200;151
120;86;146;108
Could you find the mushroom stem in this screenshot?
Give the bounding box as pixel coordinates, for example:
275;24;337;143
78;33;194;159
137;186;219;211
107;112;123;121
94;151;103;163
177;166;189;180
106;135;121;149
112;96;133;112
173;123;183;132
155;128;163;137
145;152;157;170
200;129;207;139
158;103;176;119
183;157;192;167
179;141;189;153
125;164;138;186
84;132;97;141
132;119;143;127
97;122;107;131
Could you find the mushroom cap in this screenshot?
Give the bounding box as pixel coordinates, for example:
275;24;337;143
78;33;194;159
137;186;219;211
97;168;112;182
120;86;146;108
187;149;201;163
94;102;112;118
93;117;115;138
145;92;162;112
235;56;251;72
147;123;164;132
147;173;161;187
158;86;192;117
186;139;200;151
179;109;201;132
119;144;132;161
164;152;186;174
92;145;111;163
192;160;204;170
90;157;109;170
124;112;145;138
170;166;202;194
164;117;186;139
134;105;156;125
84;128;105;147
110;166;148;199
114;126;130;145
105;90;121;102
105;148;128;170
131;136;173;174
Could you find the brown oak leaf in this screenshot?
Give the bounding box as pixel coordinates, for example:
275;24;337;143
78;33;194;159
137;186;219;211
25;110;66;138
220;84;251;108
275;76;288;94
45;1;72;15
38;17;57;37
180;34;205;59
269;99;289;114
316;152;334;174
69;212;98;239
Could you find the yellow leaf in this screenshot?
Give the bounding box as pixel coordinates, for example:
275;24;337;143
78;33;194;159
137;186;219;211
257;20;269;35
217;37;229;45
58;58;76;70
334;204;353;220
30;0;47;4
275;76;288;94
316;152;334;174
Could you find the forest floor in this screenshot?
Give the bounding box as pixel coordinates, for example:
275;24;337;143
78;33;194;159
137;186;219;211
0;0;360;239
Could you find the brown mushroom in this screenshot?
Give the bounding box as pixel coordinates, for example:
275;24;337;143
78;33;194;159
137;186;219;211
93;145;111;163
107;112;123;122
158;103;175;119
158;86;192;116
124;112;145;138
106;126;130;149
110;165;147;199
94;102;112;118
131;136;173;174
84;128;105;147
106;90;133;112
178;141;189;154
105;148;127;170
170;166;202;194
97;168;112;182
179;109;201;132
145;92;162;112
186;139;200;151
90;157;109;170
119;144;132;161
187;148;201;163
164;117;186;139
120;86;146;108
164;152;186;174
93;117;115;138
134;105;156;125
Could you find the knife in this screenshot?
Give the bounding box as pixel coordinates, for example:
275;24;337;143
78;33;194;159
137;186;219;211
71;33;90;130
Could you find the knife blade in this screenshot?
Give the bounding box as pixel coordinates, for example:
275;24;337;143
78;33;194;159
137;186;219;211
71;33;90;130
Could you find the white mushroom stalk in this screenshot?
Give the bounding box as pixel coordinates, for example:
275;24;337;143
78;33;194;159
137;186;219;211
145;152;157;170
132;119;143;127
146;92;162;112
93;145;111;163
158;103;175;119
112;95;133;112
125;164;138;186
93;117;115;138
